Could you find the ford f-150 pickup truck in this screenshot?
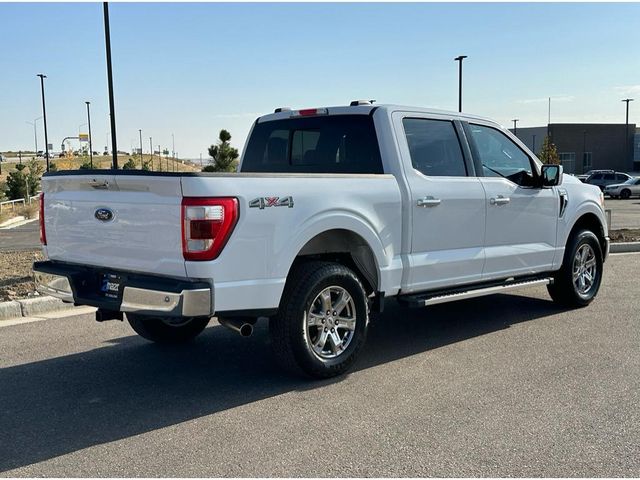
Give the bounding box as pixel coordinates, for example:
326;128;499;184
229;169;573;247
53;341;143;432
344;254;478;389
34;102;609;378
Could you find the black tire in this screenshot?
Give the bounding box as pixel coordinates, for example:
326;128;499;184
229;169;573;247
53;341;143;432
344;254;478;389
547;229;603;307
620;189;631;200
269;261;368;378
127;314;210;344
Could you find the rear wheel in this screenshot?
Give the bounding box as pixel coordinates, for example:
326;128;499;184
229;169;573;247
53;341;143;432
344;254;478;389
620;189;631;199
270;261;368;378
547;230;603;307
127;314;210;343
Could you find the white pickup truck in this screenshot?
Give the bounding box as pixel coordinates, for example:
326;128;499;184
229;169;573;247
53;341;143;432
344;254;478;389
34;102;609;378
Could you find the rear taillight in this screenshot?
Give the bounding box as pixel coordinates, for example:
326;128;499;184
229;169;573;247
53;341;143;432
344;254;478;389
181;197;238;261
39;192;46;245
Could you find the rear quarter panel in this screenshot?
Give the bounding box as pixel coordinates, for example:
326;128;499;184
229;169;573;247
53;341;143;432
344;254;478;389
181;174;403;312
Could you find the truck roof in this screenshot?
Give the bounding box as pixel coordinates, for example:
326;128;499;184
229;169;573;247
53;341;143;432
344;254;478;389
257;103;496;125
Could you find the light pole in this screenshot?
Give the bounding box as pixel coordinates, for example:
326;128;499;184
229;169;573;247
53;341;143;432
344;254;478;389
86;101;93;168
26;117;42;156
512;119;519;136
149;137;154;171
172;133;175;160
622;98;634;167
138;129;143;169
103;2;118;169
37;73;50;171
454;55;467;112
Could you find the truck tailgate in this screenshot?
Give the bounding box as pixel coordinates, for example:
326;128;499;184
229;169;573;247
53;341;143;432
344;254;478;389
43;173;187;278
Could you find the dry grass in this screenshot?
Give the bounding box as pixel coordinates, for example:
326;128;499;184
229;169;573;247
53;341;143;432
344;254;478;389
0;200;39;224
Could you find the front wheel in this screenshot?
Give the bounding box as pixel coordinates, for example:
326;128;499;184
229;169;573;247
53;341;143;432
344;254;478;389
620;189;631;199
127;314;210;343
270;261;368;378
547;230;603;307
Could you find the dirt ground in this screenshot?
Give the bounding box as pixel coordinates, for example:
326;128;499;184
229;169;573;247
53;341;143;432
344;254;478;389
0;249;43;301
608;228;640;242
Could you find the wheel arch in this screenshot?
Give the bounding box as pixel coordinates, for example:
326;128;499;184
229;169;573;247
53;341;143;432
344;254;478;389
566;212;607;258
291;229;380;295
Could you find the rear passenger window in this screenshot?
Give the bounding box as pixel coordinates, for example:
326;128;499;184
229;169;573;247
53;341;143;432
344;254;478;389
616;174;628;182
604;174;615;180
402;118;467;177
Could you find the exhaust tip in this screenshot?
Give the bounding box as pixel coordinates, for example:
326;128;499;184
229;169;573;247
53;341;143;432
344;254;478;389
239;323;253;337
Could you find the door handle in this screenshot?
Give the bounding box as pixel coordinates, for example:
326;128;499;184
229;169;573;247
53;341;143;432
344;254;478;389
417;196;441;207
490;195;510;206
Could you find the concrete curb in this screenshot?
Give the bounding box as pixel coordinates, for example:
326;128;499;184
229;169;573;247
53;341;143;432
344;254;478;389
17;296;74;317
0;301;22;320
0;215;26;228
610;242;640;253
0;306;97;328
0;296;74;321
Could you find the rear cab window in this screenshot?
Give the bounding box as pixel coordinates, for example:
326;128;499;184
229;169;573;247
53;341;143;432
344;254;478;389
241;114;383;174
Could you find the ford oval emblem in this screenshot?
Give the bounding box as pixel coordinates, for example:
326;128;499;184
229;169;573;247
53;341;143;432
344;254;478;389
95;208;114;222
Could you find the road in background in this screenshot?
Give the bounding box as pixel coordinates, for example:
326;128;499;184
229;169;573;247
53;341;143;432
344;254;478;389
1;254;638;477
0;221;40;252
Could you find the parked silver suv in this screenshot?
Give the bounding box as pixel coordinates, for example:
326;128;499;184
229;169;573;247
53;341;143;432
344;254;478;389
585;171;631;191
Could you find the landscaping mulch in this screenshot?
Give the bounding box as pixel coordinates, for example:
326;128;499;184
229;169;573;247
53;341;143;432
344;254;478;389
0;249;43;301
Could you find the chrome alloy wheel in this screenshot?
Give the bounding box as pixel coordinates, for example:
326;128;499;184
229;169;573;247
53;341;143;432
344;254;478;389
573;244;597;296
305;286;357;359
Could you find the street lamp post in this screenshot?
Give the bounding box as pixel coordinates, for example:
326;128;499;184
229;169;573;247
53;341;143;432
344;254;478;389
172;133;175;160
512;119;519;136
86;102;93;168
26;117;42;157
454;55;467;113
37;74;50;171
139;129;143;169
103;2;118;169
149;137;153;171
622;98;634;167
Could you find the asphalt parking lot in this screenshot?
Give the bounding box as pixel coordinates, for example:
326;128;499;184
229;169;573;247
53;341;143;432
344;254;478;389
605;198;640;230
0;253;639;477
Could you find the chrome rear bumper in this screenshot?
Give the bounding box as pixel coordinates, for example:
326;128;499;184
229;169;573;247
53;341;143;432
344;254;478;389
33;262;212;318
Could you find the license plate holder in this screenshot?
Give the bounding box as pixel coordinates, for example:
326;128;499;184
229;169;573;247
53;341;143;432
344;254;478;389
99;273;122;299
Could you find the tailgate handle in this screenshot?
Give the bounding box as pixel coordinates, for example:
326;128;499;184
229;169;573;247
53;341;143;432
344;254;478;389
89;179;110;189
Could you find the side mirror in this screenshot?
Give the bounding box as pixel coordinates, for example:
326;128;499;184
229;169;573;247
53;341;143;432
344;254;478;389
541;164;563;187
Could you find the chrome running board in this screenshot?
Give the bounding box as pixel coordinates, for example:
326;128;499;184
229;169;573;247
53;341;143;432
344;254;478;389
400;277;554;308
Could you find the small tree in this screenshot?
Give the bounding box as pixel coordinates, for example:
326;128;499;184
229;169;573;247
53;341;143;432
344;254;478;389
26;159;44;196
141;160;152;171
205;129;239;172
5;164;28;200
538;135;560;165
122;158;137;170
79;161;92;170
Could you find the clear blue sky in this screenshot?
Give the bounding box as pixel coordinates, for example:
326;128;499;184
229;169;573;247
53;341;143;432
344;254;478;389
1;2;639;158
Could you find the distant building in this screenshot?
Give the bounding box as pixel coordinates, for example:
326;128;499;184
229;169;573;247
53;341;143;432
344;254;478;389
635;128;640;168
510;123;637;174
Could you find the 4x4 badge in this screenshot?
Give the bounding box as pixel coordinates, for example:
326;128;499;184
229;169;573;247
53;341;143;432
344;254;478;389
249;196;294;209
